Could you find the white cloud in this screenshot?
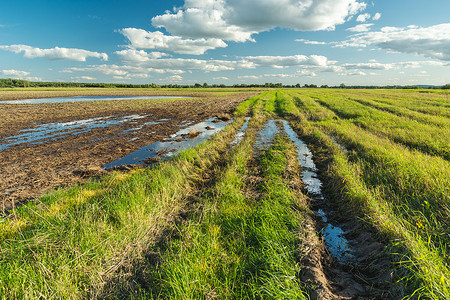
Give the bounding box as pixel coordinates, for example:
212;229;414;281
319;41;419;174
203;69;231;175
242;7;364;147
295;39;328;45
244;55;328;68
66;53;332;82
238;75;260;80
71;76;96;81
356;13;371;22
1;69;30;77
341;60;446;71
169;75;183;81
115;49;169;61
346;23;373;32
120;0;366;54
119;28;227;55
338;23;450;61
0;44;108;61
372;12;381;20
152;0;367;43
213;77;229;80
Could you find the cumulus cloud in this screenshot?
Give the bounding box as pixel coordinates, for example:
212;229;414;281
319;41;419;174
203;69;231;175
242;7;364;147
166;75;183;82
338;23;450;61
341;60;446;71
0;44;108;61
115;49;169;61
119;28;227;55
71;76;96;81
67;53;330;81
356;13;371;22
295;39;328;45
153;0;366;42
120;0;366;54
1;69;30;77
213;77;229;80
244;55;328;68
372;12;381;20
238;75;260;79
117;50;329;70
346;23;373;32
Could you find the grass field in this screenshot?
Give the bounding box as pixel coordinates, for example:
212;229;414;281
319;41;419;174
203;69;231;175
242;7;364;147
1;88;449;299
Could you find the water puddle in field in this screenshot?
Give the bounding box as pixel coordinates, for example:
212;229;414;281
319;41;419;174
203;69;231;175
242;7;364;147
281;119;355;263
0;114;150;151
230;117;250;148
0;95;191;104
122;119;170;134
103;117;231;170
253;119;280;154
255;119;355;263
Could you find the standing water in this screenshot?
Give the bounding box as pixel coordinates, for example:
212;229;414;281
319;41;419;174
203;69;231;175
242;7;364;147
281;120;355;263
103;117;231;169
254;119;355;263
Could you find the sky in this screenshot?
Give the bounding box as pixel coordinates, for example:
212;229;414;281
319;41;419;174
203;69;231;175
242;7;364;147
0;0;449;86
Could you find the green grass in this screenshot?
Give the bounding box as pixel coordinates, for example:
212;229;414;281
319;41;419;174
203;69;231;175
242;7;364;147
141;132;310;299
279;89;450;298
1;88;449;299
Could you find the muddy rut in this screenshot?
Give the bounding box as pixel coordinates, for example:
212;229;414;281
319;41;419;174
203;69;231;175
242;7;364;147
255;119;398;299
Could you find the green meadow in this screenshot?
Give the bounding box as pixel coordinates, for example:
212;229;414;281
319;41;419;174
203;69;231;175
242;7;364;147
1;88;449;299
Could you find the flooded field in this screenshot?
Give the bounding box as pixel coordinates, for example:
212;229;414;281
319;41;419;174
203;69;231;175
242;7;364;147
1;95;190;104
1;89;449;299
104;117;231;169
0;88;259;211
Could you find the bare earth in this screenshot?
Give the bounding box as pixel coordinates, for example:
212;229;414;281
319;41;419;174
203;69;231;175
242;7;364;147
0;89;260;212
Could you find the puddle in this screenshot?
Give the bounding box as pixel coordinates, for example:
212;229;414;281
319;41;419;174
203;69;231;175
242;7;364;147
253;119;281;155
230;117;250;148
256;119;355;263
0;95;191;105
122;119;171;134
0;115;147;151
103;117;231;170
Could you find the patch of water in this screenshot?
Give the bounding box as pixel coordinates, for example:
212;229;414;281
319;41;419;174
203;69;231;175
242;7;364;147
280;119;355;263
0;95;191;105
253;119;281;154
122;119;170;134
230;117;251;148
0;115;146;151
103;117;231;170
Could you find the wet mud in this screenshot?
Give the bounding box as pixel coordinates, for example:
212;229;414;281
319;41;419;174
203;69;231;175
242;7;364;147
104;117;231;169
0;91;259;213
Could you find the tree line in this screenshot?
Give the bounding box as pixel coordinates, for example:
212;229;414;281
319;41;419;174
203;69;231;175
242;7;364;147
1;78;448;90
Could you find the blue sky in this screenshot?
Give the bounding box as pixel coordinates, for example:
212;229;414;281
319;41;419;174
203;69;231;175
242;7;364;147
1;0;449;85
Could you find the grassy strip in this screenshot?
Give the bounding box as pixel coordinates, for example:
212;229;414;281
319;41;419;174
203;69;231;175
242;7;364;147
278;92;450;298
304;90;450;160
347;96;450;128
142;124;310;299
289;91;450;241
0;94;262;299
339;89;450;118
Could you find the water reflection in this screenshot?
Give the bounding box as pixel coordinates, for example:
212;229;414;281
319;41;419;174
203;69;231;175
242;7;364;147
1;95;190;104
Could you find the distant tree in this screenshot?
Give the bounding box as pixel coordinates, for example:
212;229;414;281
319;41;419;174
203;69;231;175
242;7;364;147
321;85;329;88
340;83;346;88
443;83;450;89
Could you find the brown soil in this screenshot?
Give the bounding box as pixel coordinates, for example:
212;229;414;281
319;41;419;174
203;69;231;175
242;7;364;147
0;89;260;213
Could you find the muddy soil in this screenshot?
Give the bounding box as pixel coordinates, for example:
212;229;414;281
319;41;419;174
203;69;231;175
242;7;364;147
0;90;260;213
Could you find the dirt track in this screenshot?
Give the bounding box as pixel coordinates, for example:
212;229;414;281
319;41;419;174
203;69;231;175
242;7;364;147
0;90;260;212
